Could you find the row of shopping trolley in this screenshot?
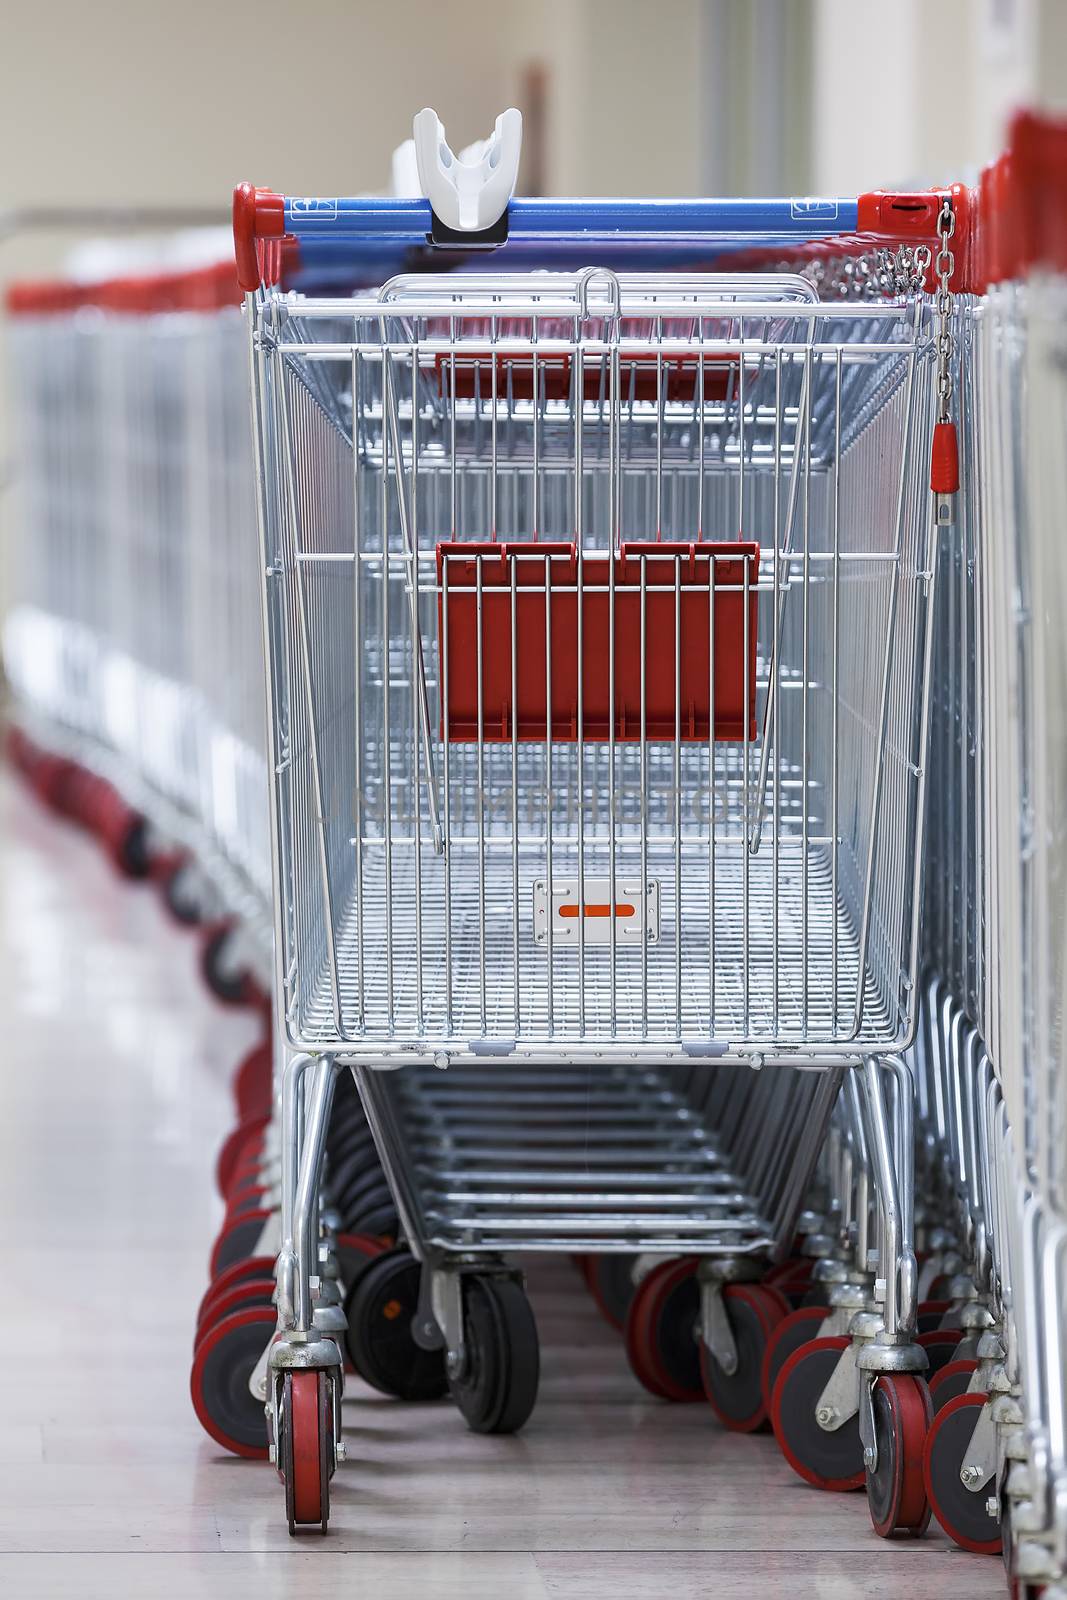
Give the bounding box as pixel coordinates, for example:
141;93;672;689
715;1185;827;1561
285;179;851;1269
4;102;1067;1588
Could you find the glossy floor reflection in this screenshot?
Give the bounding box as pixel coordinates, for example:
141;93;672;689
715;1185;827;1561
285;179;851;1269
0;766;1008;1598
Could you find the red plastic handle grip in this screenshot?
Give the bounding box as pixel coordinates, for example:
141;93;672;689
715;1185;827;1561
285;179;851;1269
233;183;285;292
931;422;959;495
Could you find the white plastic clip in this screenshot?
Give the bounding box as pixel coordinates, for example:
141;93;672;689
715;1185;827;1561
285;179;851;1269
413;106;522;234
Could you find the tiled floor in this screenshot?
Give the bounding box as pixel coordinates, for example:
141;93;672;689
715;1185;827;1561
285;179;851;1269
0;766;1008;1597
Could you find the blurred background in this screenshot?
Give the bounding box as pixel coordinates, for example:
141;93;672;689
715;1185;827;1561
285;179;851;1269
1;0;1065;599
4;0;1067;286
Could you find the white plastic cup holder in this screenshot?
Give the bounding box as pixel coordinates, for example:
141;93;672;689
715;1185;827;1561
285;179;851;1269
413;106;522;235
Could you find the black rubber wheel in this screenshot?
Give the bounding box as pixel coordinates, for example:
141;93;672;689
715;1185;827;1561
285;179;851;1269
337;1170;392;1224
923;1392;1001;1554
918;1328;964;1377
760;1304;829;1416
327;1121;377;1168
916;1300;951;1334
201;926;249;1006
344;1248;447;1400
929;1359;978;1413
348;1200;399;1241
190;1305;273;1456
700;1285;785;1432
328;1139;381;1199
585;1254;639;1330
162;857;202;925
771;1335;865;1490
211;1210;272;1279
117;815;151;879
449;1274;540;1435
866;1374;933;1538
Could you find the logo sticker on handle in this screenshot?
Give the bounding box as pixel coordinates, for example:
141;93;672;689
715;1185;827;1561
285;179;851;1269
289;198;339;222
533;878;660;947
790;198;839;222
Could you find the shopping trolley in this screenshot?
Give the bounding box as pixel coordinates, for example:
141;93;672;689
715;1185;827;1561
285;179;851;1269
888;113;1067;1593
233;108;960;1534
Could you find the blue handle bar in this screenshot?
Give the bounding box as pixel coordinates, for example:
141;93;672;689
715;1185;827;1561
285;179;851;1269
283;195;859;244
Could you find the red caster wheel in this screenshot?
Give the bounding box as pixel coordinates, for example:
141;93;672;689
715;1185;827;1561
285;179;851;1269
922;1392;1001;1554
281;1369;333;1534
764;1259;816;1306
929;1358;978;1413
155;852;202;926
215;1115;269;1199
201;922;260;1008
211;1209;273;1280
624;1258;702;1402
771;1335;865;1490
700;1283;788;1431
917;1326;964;1377
916;1300;951;1334
226;1185;271;1221
760;1304;829;1416
865;1373;933;1538
335;1232;388;1291
447;1273;540;1435
765;1256;815;1288
92;784;150;878
190;1305;275;1457
343;1248;447;1400
233;1041;273;1121
196;1277;276;1345
585;1253;639;1331
197;1255;277;1324
35;753;79;812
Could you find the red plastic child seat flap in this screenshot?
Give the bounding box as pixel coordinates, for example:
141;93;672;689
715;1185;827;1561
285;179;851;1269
432;351;741;404
437;540;760;744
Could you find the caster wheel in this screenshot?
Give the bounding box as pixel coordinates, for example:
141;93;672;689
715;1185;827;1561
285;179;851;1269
922;1392;1001;1554
211;1209;272;1279
196;1277;276;1344
800;1282;831;1310
700;1284;788;1432
328;1139;381;1199
159;854;202;926
771;1335;865;1490
335;1232;388;1296
585;1254;638;1331
929;1359;978;1413
766;1256;815;1288
760;1304;828;1416
93;787;150;878
337;1172;392;1225
349;1201;399;1242
449;1274;540;1435
916;1300;951;1334
327;1121;377;1166
281;1369;332;1535
190;1305;274;1457
215;1115;269;1199
624;1258;702;1401
226;1186;271;1221
866;1373;933;1538
344;1248;447;1400
201;923;254;1007
917;1327;964;1377
197;1255;277;1324
233;1042;272;1121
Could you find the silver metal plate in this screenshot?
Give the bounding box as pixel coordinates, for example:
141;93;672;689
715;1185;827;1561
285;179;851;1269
532;877;660;948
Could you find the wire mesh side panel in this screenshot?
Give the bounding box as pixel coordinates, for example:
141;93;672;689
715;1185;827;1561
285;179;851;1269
1024;277;1067;1219
256;283;936;1057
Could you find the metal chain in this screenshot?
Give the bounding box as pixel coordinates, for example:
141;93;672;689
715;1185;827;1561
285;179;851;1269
934;196;956;423
785;243;932;301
